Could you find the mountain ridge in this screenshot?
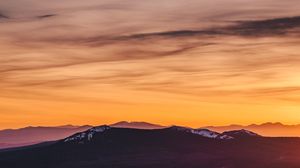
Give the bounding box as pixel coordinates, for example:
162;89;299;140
110;121;164;129
203;122;300;137
0;126;299;168
1;121;300;149
63;125;249;144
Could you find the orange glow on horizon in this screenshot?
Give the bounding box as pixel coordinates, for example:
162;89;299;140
1;0;300;131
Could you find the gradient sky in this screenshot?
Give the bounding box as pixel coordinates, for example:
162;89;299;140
1;0;300;129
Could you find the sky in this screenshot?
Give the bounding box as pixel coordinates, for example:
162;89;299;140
1;0;300;129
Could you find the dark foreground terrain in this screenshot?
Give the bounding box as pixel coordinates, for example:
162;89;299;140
1;126;300;168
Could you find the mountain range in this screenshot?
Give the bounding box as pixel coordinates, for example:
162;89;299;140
0;125;92;149
2;121;300;149
110;121;164;129
203;122;300;137
1;125;300;168
0;121;163;149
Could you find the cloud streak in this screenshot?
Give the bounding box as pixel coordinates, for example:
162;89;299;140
1;0;300;128
123;16;300;40
0;12;8;19
13;15;299;48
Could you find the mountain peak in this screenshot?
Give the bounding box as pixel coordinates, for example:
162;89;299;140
168;125;192;131
168;126;234;140
64;125;110;143
63;125;237;145
110;121;164;129
221;129;261;138
191;129;220;138
260;122;284;126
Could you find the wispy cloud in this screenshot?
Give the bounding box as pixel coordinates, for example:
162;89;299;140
123;16;300;40
12;15;299;48
2;0;300;128
0;12;8;19
0;1;300;109
36;14;57;19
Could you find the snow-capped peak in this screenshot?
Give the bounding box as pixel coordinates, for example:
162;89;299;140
220;129;261;138
216;134;234;140
191;129;220;138
64;125;110;143
169;126;234;140
238;129;260;136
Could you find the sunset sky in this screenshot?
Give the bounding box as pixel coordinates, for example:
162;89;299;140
1;0;300;129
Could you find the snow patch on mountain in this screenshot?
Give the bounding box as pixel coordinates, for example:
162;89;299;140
62;125;260;144
191;129;219;138
64;125;110;143
170;126;234;140
217;134;234;140
220;129;261;138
